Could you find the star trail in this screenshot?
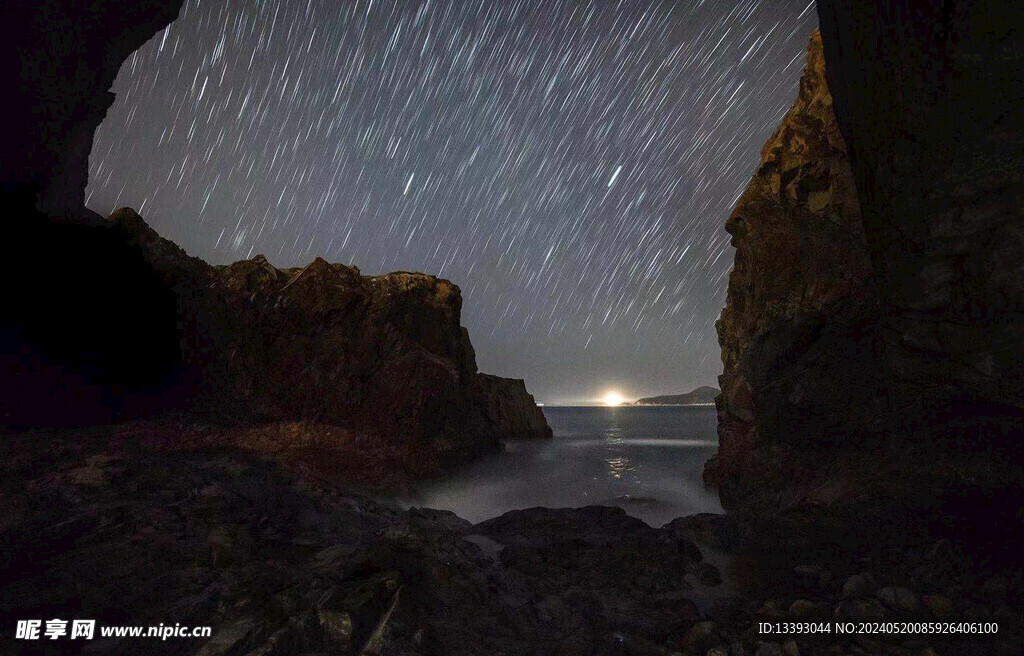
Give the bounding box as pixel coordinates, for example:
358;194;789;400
87;0;818;404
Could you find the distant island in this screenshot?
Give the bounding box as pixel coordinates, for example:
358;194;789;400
631;386;719;406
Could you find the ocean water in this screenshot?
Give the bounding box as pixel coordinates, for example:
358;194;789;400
411;405;722;527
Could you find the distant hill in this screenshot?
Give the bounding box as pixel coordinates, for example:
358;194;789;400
632;386;719;406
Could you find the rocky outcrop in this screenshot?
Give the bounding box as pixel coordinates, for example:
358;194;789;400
472;374;552;441
110;208;549;471
0;0;549;461
713;13;1024;523
710;32;885;511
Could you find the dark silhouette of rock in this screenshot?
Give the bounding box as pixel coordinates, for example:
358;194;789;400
818;1;1024;426
472;374;552;440
1;1;186;426
633;386;720;406
110;207;549;470
1;1;184;222
711;17;1024;535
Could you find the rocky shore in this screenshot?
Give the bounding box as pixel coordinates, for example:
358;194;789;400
2;425;1020;656
3;1;1023;655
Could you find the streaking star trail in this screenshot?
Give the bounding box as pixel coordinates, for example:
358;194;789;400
87;0;819;404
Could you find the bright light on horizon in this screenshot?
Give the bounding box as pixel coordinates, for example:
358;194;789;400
601;391;625;407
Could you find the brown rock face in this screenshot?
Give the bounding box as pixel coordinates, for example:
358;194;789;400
472;374;553;441
711;33;884;511
1;1;549;465
111;208;550;470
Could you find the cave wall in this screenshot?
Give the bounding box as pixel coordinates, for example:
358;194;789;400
1;1;187;425
1;0;551;459
816;0;1024;422
2;1;184;221
713;3;1024;519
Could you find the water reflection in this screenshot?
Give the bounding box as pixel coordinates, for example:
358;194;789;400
606;455;632;480
602;412;634;480
402;406;723;526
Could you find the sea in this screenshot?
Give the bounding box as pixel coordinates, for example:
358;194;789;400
409;405;722;527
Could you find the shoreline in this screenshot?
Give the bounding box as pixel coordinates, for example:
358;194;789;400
540;403;717;408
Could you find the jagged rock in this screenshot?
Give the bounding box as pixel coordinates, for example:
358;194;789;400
2;3;550;458
712;6;1024;542
105;207;550;476
709;31;883;513
472;374;552;440
818;0;1024;424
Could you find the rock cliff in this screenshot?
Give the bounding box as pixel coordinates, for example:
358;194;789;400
711;32;885;512
472;374;553;441
713;13;1024;525
816;0;1024;427
110;208;549;470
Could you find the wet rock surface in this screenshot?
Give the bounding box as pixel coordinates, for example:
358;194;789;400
2;427;1021;655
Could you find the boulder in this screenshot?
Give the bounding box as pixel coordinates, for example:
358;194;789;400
841;572;879;599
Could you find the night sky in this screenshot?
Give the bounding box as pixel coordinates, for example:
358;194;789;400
88;0;818;405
